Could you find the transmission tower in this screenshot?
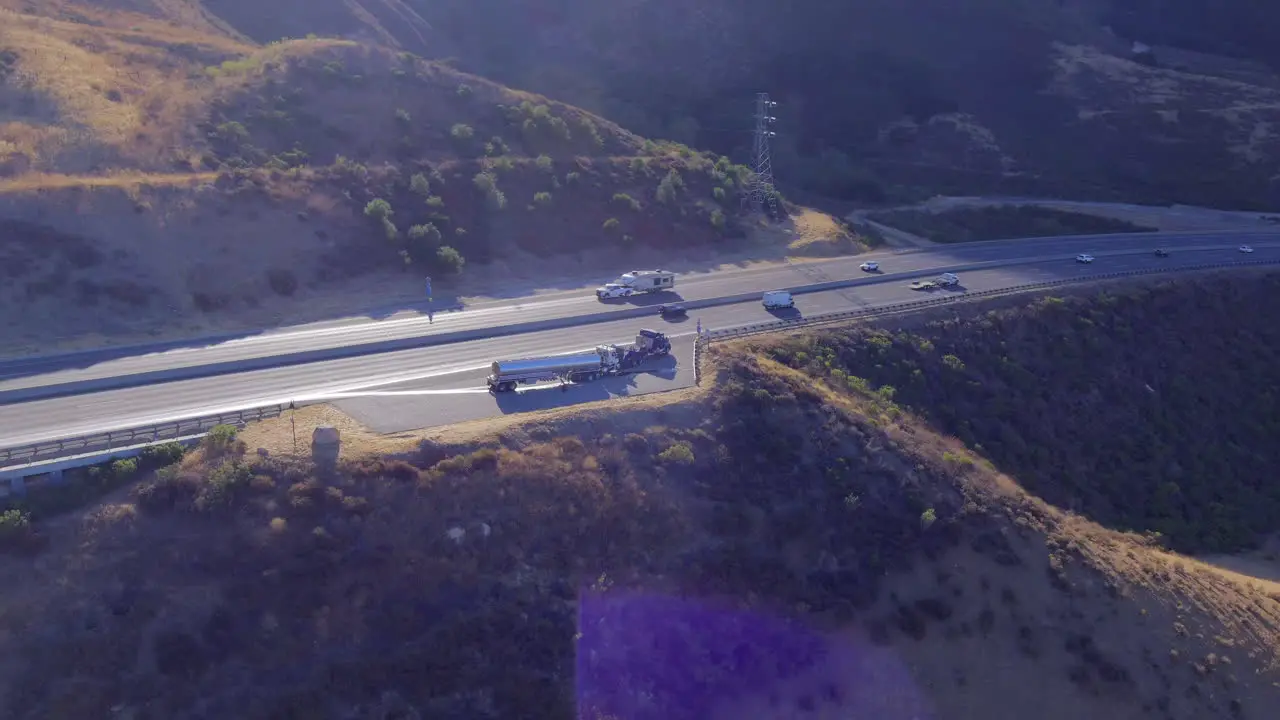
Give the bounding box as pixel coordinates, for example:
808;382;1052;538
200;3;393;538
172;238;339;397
742;92;778;216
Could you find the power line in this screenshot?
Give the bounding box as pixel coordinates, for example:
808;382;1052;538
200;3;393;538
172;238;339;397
742;92;778;217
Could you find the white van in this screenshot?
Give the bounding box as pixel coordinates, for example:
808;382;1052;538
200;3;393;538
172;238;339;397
762;290;794;309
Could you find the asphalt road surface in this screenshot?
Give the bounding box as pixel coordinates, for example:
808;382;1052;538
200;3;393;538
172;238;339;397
330;336;697;434
2;230;1275;397
2;240;1276;450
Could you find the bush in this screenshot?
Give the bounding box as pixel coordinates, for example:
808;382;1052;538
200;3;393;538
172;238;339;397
565;171;580;184
602;218;620;232
450;123;474;140
135;466;200;513
656;169;685;204
713;186;727;202
533;191;553;207
203;424;241;456
139;441;187;469
473;172;506;210
408;223;442;246
111;457;139;480
456;83;473;98
612;193;641;211
195;460;252;512
435;245;465;274
710;208;726;229
426;195;445;209
657;441;696;465
0;509;32;548
409;172;430;197
364;198;393;223
536;154;554;171
394;108;411;127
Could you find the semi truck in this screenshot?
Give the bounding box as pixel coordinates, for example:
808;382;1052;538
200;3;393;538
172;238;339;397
487;329;672;392
596;270;676;299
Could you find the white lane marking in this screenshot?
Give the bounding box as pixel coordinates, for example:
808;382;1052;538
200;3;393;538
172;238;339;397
318;388;492;398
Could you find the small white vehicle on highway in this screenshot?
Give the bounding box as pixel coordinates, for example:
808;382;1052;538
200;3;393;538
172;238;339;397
762;290;795;309
1239;245;1255;253
1075;254;1095;264
595;283;635;300
860;261;880;272
910;280;937;291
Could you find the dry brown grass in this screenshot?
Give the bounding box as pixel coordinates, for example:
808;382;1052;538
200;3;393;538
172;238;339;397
0;170;217;192
0;7;251;171
747;206;868;257
3;322;1280;717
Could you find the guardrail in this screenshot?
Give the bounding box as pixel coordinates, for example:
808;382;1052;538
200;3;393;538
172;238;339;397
0;404;287;468
7;256;1280;468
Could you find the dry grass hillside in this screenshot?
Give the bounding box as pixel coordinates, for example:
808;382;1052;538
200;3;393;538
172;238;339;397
1;273;1279;719
0;3;855;353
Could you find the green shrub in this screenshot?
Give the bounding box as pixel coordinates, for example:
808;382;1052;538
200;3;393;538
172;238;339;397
533;191;552;206
565;171;580;184
394;108;411;127
657;441;695;465
612;193;641;211
0;509;32;548
536;154;554;171
710;208;726;229
364;198;393;222
456;83;473;97
712;186;727;202
195;460;252;512
435;245;465;274
408;223;442;246
111;457;139;480
409;173;430;197
139;442;186;469
204;424;240;455
656;169;684;204
602;218;620;232
426;195;445;209
450;123;474;140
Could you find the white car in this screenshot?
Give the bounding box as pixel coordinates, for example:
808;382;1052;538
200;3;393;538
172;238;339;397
860;261;880;272
1075;254;1095;264
595;283;634;300
1239;245;1255;253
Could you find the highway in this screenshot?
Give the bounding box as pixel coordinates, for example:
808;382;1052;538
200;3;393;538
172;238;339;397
2;230;1277;401
2;238;1278;450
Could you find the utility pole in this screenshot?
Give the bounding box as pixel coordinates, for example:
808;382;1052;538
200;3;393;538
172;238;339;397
742;92;779;217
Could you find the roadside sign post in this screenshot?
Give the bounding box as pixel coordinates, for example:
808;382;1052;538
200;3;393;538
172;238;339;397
425;276;433;323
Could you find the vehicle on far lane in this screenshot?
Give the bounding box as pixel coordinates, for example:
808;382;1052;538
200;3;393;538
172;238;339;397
657;303;686;318
1239;245;1255;253
1076;254;1095;264
1154;248;1169;257
910;280;937;291
762;290;795;309
860;261;880;272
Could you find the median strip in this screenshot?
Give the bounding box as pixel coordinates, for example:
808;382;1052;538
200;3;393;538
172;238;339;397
2;240;1278;405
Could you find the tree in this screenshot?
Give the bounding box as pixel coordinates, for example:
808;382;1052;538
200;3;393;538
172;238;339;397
656;169;684;204
409;173;430;197
435;245;465;274
364;198;393;223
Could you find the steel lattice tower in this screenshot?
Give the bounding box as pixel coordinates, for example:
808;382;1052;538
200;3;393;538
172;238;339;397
743;92;778;216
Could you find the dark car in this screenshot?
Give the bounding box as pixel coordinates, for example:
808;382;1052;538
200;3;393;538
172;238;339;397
658;303;687;318
1154;248;1169;257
